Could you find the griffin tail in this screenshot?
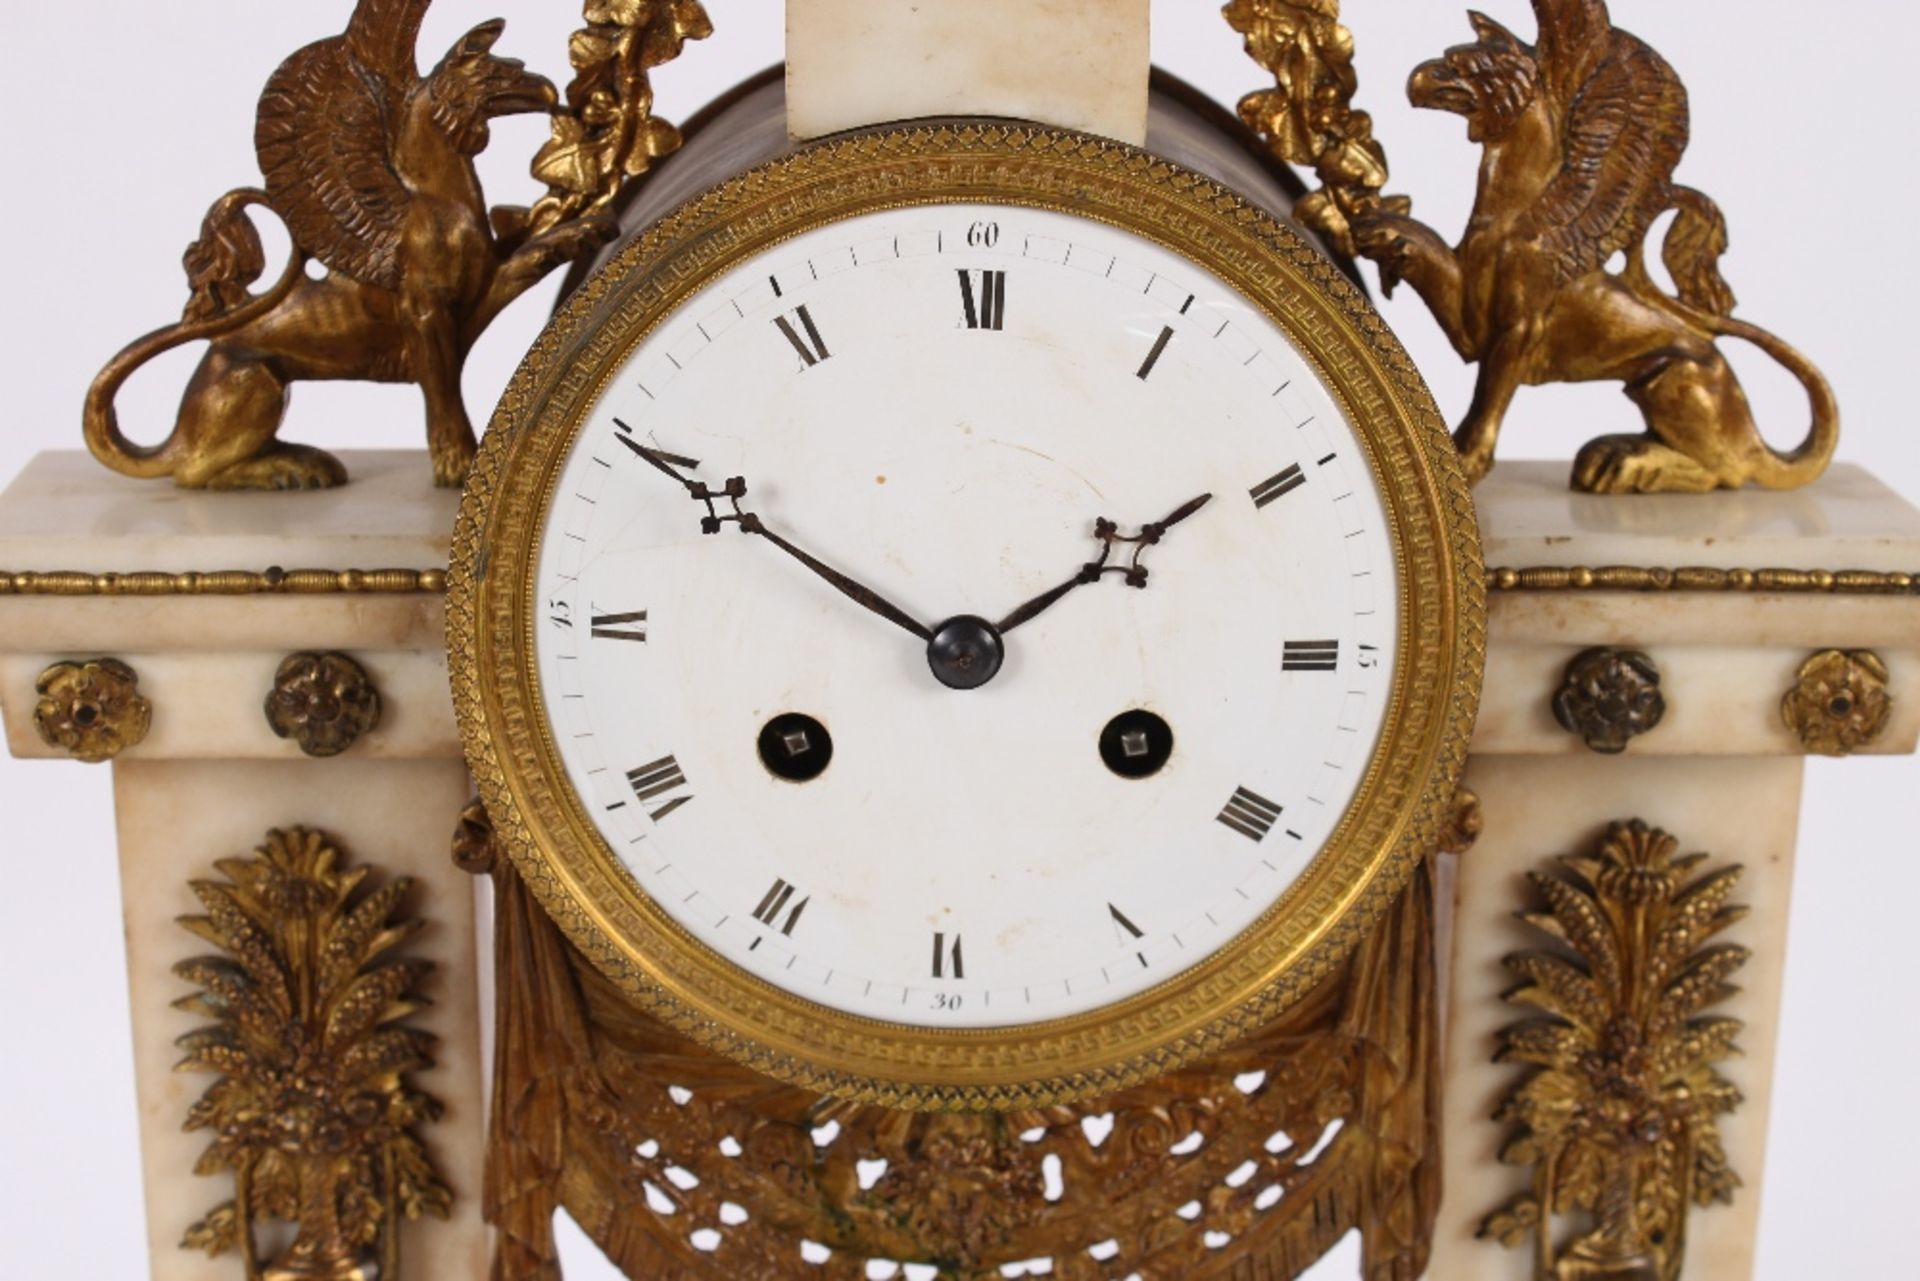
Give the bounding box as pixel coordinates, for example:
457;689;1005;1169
1628;189;1839;490
83;190;305;479
1709;311;1841;489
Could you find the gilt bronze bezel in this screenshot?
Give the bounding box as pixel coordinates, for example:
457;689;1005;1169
448;123;1484;1110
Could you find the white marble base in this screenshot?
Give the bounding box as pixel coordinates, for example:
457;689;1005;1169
0;450;1915;1281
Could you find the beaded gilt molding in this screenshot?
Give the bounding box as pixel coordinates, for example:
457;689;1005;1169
4;564;1913;597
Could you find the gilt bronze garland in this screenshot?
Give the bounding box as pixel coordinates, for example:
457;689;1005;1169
459;801;1448;1281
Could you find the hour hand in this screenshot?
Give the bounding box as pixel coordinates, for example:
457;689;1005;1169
997;493;1213;634
618;430;933;643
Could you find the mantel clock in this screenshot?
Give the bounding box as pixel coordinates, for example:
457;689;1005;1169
7;2;1917;1280
450;82;1484;1108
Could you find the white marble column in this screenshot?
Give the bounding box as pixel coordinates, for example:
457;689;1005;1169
786;0;1151;143
113;759;488;1281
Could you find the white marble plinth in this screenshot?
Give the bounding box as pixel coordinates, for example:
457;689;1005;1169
1478;462;1920;759
0;451;459;574
0;452;480;1281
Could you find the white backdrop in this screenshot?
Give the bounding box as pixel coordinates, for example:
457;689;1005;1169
0;2;1913;1276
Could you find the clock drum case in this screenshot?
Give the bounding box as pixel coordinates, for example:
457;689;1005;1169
450;71;1484;1110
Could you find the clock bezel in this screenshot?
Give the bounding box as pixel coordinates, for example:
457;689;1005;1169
450;123;1484;1110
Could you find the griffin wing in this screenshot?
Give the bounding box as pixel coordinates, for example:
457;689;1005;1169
254;0;433;291
346;0;432;89
1522;31;1689;285
1532;0;1613;100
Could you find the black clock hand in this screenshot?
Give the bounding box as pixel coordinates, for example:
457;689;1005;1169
997;493;1214;635
738;513;935;641
618;431;934;643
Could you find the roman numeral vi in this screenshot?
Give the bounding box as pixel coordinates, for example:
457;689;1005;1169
931;932;965;980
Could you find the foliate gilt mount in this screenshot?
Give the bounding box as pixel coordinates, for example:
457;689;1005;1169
84;0;708;492
1480;821;1748;1281
525;0;714;237
1230;0;1838;494
174;828;450;1279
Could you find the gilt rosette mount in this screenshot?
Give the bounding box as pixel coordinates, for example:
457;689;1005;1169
1553;647;1666;754
1781;649;1893;757
1228;0;1837;494
266;652;383;758
33;657;151;763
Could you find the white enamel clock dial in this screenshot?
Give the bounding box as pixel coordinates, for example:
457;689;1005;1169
531;203;1399;1030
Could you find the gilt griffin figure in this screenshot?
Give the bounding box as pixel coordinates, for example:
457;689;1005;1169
1348;0;1838;493
83;1;619;490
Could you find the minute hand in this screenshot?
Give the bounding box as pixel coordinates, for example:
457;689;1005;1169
736;511;934;642
618;433;933;643
997;492;1214;634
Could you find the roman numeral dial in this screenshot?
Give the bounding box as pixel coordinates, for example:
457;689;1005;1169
931;933;965;980
527;201;1404;1035
591;608;648;643
1136;325;1176;380
750;878;810;948
1218;787;1284;842
1251;464;1306;509
1109;903;1149;968
1284;640;1341;672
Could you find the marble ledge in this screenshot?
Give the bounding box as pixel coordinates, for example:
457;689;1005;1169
5;452;1915;580
0;451;458;574
1478;460;1920;572
0;453;1914;764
